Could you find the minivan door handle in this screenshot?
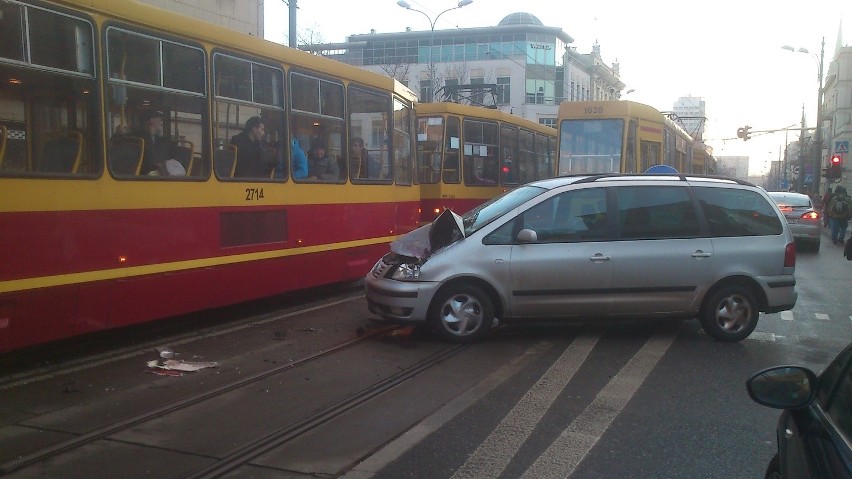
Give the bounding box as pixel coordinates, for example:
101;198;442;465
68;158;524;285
589;253;611;262
692;250;712;258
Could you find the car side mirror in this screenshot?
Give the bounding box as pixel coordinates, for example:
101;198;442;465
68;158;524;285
517;228;538;243
746;366;817;409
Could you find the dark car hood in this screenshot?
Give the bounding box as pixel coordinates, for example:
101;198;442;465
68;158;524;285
389;209;465;261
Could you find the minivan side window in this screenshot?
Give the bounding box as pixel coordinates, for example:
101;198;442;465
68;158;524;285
616;186;700;240
693;188;782;237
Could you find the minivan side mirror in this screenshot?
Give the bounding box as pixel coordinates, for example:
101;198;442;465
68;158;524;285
517;229;538;243
746;366;817;409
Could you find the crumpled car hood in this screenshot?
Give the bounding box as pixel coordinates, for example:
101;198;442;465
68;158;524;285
389;209;465;261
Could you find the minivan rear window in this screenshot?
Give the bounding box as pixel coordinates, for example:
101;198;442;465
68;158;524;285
694;188;782;237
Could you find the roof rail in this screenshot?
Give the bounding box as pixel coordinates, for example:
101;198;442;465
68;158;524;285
568;173;755;187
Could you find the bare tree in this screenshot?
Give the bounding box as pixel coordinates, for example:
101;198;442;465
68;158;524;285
296;24;325;54
379;62;412;85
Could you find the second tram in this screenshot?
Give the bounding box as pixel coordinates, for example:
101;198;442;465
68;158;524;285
415;102;557;222
557;100;697;175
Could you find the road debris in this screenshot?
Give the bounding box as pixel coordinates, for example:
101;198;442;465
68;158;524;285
147;359;218;373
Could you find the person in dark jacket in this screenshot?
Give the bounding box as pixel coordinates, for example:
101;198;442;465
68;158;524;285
307;137;339;181
827;186;851;244
134;109;171;175
230;117;270;178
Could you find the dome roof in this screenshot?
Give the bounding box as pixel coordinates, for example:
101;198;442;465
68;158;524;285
498;12;544;27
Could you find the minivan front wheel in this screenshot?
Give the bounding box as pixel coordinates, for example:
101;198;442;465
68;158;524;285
430;284;493;343
700;285;759;342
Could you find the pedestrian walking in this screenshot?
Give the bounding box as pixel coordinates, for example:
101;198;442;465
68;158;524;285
826;186;850;244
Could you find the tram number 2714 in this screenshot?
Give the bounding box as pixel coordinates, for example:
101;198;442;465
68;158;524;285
245;188;265;201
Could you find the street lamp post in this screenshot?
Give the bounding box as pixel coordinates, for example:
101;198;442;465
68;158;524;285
397;0;473;102
782;37;825;196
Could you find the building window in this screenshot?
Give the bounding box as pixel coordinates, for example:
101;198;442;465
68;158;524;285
497;77;510;105
420;82;433;103
471;77;484;107
539;118;556;128
444;78;459;102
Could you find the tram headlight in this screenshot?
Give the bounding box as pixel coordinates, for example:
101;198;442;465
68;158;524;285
390;263;421;281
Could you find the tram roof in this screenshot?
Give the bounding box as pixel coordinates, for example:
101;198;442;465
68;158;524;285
417;102;556;135
53;0;417;103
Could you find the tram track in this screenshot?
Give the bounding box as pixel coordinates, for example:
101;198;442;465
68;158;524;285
0;322;404;476
186;344;467;479
0;285;365;390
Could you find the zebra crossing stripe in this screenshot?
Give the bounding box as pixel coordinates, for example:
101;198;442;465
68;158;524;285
815;313;830;321
780;311;794;321
521;331;677;479
450;332;601;479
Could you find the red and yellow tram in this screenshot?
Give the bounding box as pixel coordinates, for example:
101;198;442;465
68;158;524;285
0;0;419;352
415;102;557;222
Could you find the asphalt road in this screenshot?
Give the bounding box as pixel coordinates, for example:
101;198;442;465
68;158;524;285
0;232;848;479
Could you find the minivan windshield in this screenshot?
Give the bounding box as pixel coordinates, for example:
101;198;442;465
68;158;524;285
462;185;547;236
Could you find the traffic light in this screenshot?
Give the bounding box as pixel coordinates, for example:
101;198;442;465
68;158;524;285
829;154;842;179
736;125;752;141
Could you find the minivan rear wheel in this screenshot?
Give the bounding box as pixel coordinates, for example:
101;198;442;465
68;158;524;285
700;285;759;342
430;284;493;343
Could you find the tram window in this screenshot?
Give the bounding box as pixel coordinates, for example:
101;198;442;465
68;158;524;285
290;72;345;183
463;120;499;186
291;113;344;183
290;72;343;118
0;3;25;62
0;6;98;178
214;104;286;180
29;8;94;74
664;129;676;167
349;86;391;182
393;98;413;185
106;28;208;179
443;116;460;184
213;53;285;181
640;140;660;173
502;126;521;184
416;116;443;185
559;119;623;175
162;43;205;94
535;134;554;180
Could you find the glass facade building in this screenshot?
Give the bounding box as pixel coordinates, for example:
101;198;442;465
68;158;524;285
307;12;624;126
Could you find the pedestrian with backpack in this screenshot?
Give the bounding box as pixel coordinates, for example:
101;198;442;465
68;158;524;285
826;186;851;244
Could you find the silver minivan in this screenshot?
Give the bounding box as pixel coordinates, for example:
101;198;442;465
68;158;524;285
366;175;798;343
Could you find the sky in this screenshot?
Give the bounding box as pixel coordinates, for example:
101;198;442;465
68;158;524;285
264;0;852;176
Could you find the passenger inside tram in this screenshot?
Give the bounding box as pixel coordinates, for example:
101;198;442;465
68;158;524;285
307;138;339;181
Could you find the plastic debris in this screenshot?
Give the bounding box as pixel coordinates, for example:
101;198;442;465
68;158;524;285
147;359;218;373
156;346;176;359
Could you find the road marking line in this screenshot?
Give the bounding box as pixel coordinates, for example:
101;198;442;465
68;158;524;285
341;341;553;479
449;332;601;479
521;331;677;479
815;313;830;321
780;311;794;321
748;331;777;342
